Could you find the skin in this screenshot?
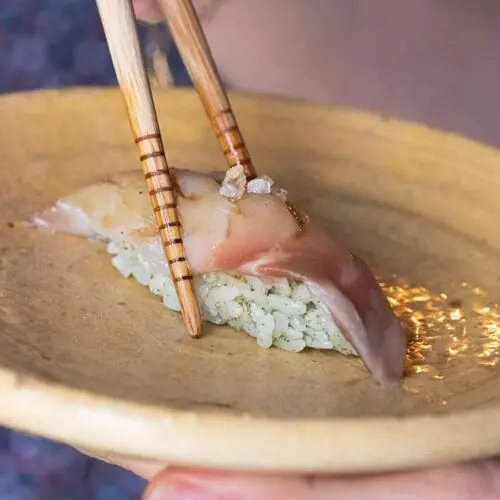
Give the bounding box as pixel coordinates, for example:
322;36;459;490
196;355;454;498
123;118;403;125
137;0;500;147
111;1;500;497
83;449;500;500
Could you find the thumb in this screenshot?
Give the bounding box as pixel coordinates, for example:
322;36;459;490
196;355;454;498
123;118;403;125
143;470;316;500
143;461;500;500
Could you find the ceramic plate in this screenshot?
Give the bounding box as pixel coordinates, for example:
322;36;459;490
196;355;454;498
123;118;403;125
0;88;499;474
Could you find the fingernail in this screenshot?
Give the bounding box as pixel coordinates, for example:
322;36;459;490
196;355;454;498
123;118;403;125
146;479;226;500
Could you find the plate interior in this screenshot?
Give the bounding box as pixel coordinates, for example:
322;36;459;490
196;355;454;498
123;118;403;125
0;89;500;470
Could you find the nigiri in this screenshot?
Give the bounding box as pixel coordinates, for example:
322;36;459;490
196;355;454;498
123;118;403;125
31;166;407;385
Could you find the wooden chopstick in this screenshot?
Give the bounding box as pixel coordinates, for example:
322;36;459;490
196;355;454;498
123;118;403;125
96;0;202;338
158;0;257;181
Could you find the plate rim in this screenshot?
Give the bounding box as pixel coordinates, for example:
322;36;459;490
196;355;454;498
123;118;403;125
1;366;500;473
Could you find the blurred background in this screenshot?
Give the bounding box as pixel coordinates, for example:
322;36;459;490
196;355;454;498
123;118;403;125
0;0;193;92
0;1;187;499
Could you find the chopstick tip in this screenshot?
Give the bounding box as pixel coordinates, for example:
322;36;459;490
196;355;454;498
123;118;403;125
184;307;203;338
178;282;203;338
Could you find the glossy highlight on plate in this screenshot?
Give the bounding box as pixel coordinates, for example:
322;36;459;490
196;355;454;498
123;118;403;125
381;278;500;378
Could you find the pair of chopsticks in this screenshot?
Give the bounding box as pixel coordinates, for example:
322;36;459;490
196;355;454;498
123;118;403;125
96;0;256;338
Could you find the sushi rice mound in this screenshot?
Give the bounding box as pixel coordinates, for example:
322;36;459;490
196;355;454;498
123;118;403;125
107;237;356;356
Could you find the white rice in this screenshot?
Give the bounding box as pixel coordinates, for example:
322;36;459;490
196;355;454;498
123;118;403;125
106;236;356;356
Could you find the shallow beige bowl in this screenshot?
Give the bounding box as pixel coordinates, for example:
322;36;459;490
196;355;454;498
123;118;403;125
0;88;500;474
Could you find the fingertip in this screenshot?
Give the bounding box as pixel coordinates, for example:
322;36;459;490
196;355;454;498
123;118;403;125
143;469;224;500
142;469;305;500
133;0;164;23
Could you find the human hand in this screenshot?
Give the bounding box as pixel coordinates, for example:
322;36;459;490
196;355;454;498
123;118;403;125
132;0;163;23
87;452;500;499
132;0;218;23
